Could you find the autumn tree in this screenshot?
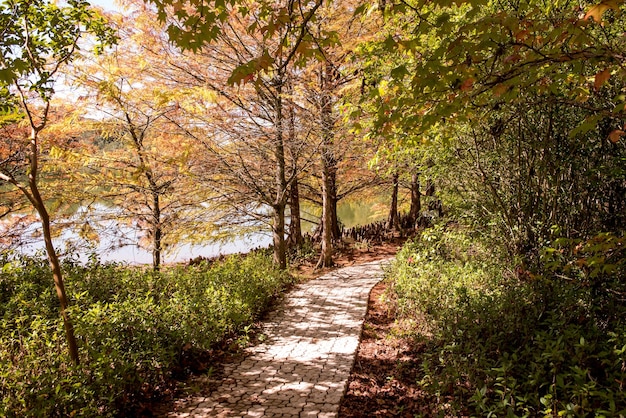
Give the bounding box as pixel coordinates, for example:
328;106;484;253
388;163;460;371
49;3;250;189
290;0;379;268
141;0;335;269
60;11;212;271
0;0;115;363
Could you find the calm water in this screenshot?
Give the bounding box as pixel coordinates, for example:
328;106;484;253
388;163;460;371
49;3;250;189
5;196;390;265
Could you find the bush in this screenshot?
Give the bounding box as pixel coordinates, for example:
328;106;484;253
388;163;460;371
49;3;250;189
0;252;292;417
389;227;626;417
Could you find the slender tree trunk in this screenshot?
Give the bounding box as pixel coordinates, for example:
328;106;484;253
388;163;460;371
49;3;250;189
28;128;79;364
288;177;303;247
273;78;288;270
286;96;302;248
425;178;435;196
408;172;421;225
329;168;340;240
316;63;335;268
387;172;400;231
152;191;161;271
317;162;334;268
273;203;287;269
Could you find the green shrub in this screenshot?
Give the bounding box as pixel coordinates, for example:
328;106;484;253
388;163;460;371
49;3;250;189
0;252;292;417
389;227;626;417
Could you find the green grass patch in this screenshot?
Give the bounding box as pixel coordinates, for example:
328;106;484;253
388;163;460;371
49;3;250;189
389;226;626;417
0;252;292;417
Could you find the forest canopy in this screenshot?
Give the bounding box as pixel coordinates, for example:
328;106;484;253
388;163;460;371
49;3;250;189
0;0;625;416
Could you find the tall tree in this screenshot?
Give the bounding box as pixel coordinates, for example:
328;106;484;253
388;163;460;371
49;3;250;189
0;0;115;363
296;0;377;268
67;24;205;271
149;0;331;269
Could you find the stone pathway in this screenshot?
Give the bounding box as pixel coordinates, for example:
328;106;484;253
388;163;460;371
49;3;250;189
162;258;391;418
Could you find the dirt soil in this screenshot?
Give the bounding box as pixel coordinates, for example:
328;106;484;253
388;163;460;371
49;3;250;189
293;237;404;281
338;279;438;417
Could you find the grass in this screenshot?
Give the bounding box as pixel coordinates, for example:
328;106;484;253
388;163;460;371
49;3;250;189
0;251;293;417
388;225;626;417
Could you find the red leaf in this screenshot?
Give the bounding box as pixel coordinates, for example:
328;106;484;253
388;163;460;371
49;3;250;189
460;77;474;92
503;54;521;64
493;84;508;97
608;129;625;143
594;68;611;90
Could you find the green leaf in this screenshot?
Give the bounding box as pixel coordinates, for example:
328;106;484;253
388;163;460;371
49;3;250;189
390;65;409;81
0;68;16;84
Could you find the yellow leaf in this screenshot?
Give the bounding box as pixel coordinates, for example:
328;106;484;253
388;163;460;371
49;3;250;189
594;68;611;90
584;0;623;23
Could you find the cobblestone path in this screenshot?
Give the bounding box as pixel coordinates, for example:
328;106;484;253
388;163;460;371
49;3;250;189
163;258;391;418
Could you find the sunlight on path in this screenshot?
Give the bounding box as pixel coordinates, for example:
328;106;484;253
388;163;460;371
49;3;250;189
162;258;392;418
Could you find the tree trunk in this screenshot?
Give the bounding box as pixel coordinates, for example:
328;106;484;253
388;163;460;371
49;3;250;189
152;191;162;271
425;178;435;196
28;128;79;364
287;177;303;247
273;77;288;270
408;172;421;225
286;96;303;248
317;162;334;268
316;62;335;269
329;168;340;240
387;172;400;231
273;203;287;269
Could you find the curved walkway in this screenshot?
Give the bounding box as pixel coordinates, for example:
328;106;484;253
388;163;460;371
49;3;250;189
163;258;391;418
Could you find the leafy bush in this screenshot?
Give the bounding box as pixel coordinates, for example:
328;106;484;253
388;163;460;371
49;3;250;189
390;227;626;417
0;252;292;417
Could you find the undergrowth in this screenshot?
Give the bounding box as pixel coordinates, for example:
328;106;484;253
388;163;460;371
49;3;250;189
0;252;292;417
389;225;626;417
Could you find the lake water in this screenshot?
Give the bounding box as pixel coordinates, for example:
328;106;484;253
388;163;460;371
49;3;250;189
4;196;390;265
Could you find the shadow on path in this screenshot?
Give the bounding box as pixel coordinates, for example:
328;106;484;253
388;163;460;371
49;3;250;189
161;259;392;418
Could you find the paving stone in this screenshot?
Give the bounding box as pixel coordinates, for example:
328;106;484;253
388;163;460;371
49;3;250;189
159;259;391;417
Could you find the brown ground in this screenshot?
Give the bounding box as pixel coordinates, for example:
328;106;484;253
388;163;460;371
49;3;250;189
293;237;404;280
338;279;437;418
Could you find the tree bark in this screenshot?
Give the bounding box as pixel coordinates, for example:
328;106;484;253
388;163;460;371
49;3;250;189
387;172;400;231
329;168;340;240
316;62;335;268
287;177;303;247
273;77;288;270
152;191;162;271
286;95;303;248
273;203;287;269
28;128;80;365
317;161;334;268
408;172;421;225
425;178;435;196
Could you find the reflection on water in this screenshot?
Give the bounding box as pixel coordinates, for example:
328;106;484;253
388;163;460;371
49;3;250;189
337;199;388;229
6;197;388;264
300;195;389;233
